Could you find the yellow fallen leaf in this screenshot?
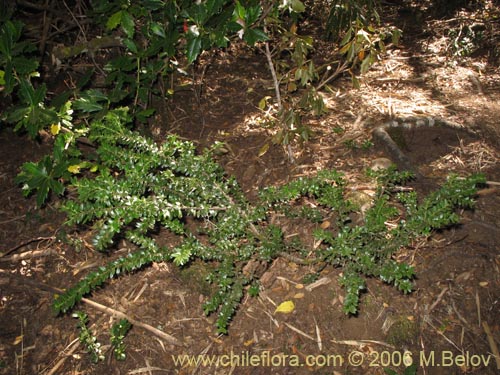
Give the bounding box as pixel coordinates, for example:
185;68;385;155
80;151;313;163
13;335;23;345
294;283;304;289
50;123;61;135
68;165;81;174
258;143;270;157
287;81;297;92
275;300;295;314
320;220;330;229
293;293;304;299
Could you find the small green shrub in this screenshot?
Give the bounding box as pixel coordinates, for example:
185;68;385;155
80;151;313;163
53;108;485;331
73;311;105;363
110;319;132;361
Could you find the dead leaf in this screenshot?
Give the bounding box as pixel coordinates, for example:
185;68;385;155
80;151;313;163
13;335;23;345
275;300;295;314
258;143;270;157
320;220;331;229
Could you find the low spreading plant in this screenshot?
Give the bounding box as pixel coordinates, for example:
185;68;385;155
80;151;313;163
52;108;485;333
0;0;487;359
110;319;132;361
73;310;131;362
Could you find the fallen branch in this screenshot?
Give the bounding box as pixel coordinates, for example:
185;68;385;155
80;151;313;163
81;297;184;347
0;248;57;262
0;270;184;347
0;236;56;258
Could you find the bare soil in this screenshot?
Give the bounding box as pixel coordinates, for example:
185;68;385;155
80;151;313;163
1;2;499;375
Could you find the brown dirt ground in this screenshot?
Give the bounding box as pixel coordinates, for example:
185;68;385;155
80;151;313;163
1;2;499;375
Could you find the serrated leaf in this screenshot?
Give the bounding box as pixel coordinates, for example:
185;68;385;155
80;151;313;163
68;165;81;174
12;56;38;75
244;5;262;24
73;98;103;113
120;11;135;39
234;1;246;20
243;28;267;46
106;11;123;31
275;300;295;314
18;79;35;105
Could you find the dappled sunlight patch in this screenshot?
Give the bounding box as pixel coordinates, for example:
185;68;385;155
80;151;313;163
430;140;499;173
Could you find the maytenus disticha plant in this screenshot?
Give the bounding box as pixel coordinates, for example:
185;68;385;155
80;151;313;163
52;107;485;334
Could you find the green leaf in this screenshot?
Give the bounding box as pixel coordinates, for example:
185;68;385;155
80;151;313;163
243;28;267;46
360;53;373;74
289;0;305;13
244;5;262;25
186;36;202;63
106;11;123;31
141;0;164;11
122;38;138;54
392;28;402;46
150;22;165;38
136;108;155;123
0;20;23;57
16;156;66;207
121;11;135;39
352;75;360;89
2;61;15;94
73;98;103;113
18;79;36;106
12;56;38;75
234;1;246;20
73;89;108;113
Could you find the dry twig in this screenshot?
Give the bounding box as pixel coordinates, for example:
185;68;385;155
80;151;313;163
0;236;56;258
0;270;184;346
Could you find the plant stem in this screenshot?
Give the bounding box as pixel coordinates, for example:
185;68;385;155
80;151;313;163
263;39;282;110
